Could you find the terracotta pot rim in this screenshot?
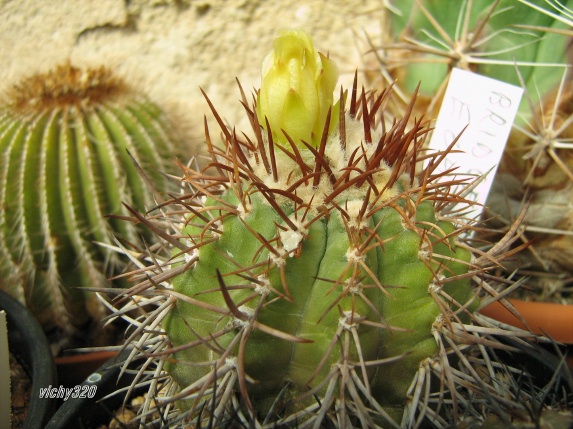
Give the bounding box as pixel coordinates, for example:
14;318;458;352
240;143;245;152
55;350;119;388
54;350;118;365
481;298;573;344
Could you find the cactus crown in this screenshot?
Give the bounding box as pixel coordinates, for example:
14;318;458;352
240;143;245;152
6;63;130;114
235;75;424;214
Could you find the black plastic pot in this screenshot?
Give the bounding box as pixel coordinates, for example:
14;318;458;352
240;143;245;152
496;334;573;390
0;290;58;429
45;349;142;429
46;340;573;429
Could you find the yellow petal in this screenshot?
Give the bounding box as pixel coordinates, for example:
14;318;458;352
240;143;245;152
282;88;313;145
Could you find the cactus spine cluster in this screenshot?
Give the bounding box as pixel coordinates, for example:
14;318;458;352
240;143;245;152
106;29;572;428
0;64;179;334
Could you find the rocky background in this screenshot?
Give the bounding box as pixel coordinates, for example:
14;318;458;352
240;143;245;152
0;0;388;157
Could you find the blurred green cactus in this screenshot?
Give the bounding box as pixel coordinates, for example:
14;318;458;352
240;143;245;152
379;0;573;293
0;64;180;335
380;0;570;117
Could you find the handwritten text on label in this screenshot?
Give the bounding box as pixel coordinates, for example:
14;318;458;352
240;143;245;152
427;68;523;220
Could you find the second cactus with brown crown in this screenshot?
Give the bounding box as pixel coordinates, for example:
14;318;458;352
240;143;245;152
0;63;181;338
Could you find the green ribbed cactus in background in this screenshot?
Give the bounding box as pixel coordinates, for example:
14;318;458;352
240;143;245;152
0;64;180;336
107;29;571;427
377;0;573;300
378;0;569;119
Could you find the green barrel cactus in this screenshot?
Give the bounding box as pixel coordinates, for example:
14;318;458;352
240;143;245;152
0;64;180;335
379;0;570;120
380;0;573;295
108;30;570;427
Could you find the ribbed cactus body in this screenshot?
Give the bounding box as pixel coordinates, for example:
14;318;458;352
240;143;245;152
0;64;178;332
164;183;474;412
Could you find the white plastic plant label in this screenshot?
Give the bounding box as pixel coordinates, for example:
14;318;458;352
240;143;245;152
427;68;523;221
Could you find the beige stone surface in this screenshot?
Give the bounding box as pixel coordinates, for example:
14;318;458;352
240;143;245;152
0;0;387;156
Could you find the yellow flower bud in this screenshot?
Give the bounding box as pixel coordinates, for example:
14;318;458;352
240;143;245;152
257;28;339;147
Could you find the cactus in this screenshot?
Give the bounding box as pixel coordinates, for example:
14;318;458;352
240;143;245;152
107;30;571;427
493;0;573;283
377;0;569;119
377;0;573;300
0;64;180;336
